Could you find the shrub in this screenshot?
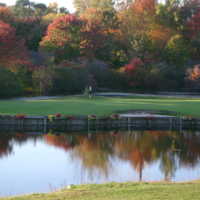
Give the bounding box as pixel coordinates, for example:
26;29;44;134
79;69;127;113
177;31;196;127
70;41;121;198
0;67;22;98
51;67;88;95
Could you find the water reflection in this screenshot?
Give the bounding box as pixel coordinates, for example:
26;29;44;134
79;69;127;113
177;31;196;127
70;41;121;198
0;130;200;196
46;131;200;181
0;133;41;158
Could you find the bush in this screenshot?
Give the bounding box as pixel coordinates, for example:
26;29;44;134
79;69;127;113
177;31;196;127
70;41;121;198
51;67;88;95
0;67;22;98
87;61;127;91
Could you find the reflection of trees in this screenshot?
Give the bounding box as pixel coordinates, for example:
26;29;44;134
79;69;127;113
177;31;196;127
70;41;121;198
0;133;41;158
42;131;200;181
44;135;73;151
114;131;200;181
70;133;115;177
0;135;12;157
176;131;200;168
1;131;200;181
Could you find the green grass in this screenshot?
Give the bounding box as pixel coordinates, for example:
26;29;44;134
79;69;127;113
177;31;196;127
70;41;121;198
1;96;200;116
1;182;200;200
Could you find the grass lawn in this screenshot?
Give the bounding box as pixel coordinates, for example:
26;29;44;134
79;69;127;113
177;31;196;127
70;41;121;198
0;96;200;116
1;182;200;200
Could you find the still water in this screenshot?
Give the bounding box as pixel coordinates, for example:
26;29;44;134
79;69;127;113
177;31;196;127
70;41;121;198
0;130;200;196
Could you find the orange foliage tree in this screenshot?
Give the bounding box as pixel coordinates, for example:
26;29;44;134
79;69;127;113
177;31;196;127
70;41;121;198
0;6;14;24
80;8;121;60
40;14;84;62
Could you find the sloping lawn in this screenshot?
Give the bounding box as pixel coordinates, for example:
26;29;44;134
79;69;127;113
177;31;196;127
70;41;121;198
1;182;200;200
0;96;200;116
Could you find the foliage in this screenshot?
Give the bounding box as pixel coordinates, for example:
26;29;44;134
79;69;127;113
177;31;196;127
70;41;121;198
14;17;46;51
40;14;84;62
0;6;14;24
186;64;200;89
87;60;127;90
42;13;65;24
74;0;114;14
32;66;55;95
51;67;88;95
1;0;200;96
15;65;33;94
0;20;28;69
165;34;191;65
0;67;22;97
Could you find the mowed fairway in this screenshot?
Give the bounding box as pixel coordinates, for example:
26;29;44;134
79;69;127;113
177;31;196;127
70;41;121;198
0;96;200;116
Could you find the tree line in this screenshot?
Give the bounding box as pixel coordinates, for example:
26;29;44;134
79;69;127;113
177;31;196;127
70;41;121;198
0;0;200;97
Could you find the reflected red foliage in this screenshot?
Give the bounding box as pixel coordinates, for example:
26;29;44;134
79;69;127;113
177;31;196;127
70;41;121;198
44;135;72;151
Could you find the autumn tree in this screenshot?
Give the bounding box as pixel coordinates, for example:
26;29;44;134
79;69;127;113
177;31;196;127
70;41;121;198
187;11;200;39
40;14;84;63
0;6;14;24
14;17;46;51
42;13;65;25
0;20;28;69
118;0;157;60
186;64;200;89
80;8;124;65
179;0;200;30
185;8;200;58
156;0;181;29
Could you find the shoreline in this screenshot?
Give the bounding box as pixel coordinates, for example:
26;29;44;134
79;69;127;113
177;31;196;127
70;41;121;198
1;181;200;200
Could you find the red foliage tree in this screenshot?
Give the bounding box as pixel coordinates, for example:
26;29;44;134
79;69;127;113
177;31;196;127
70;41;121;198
187;64;200;81
41;11;120;62
124;58;143;74
187;10;200;39
40;14;84;61
0;20;29;69
41;14;83;48
0;6;14;23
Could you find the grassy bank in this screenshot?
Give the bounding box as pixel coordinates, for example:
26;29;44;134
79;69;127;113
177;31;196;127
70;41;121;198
1;182;200;200
1;96;200;116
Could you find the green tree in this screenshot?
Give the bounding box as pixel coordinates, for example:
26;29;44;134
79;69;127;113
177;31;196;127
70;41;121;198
14;0;35;17
0;67;22;97
32;66;55;95
74;0;114;13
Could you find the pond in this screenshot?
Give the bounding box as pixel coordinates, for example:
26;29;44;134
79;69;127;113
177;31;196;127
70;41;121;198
0;130;200;197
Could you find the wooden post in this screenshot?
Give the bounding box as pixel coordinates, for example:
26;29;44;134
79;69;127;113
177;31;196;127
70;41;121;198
128;117;131;132
169;118;172;130
44;116;47;133
179;113;182;132
88;118;90;133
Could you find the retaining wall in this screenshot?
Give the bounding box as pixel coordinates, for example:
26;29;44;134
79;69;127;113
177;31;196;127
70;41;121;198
0;115;200;132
